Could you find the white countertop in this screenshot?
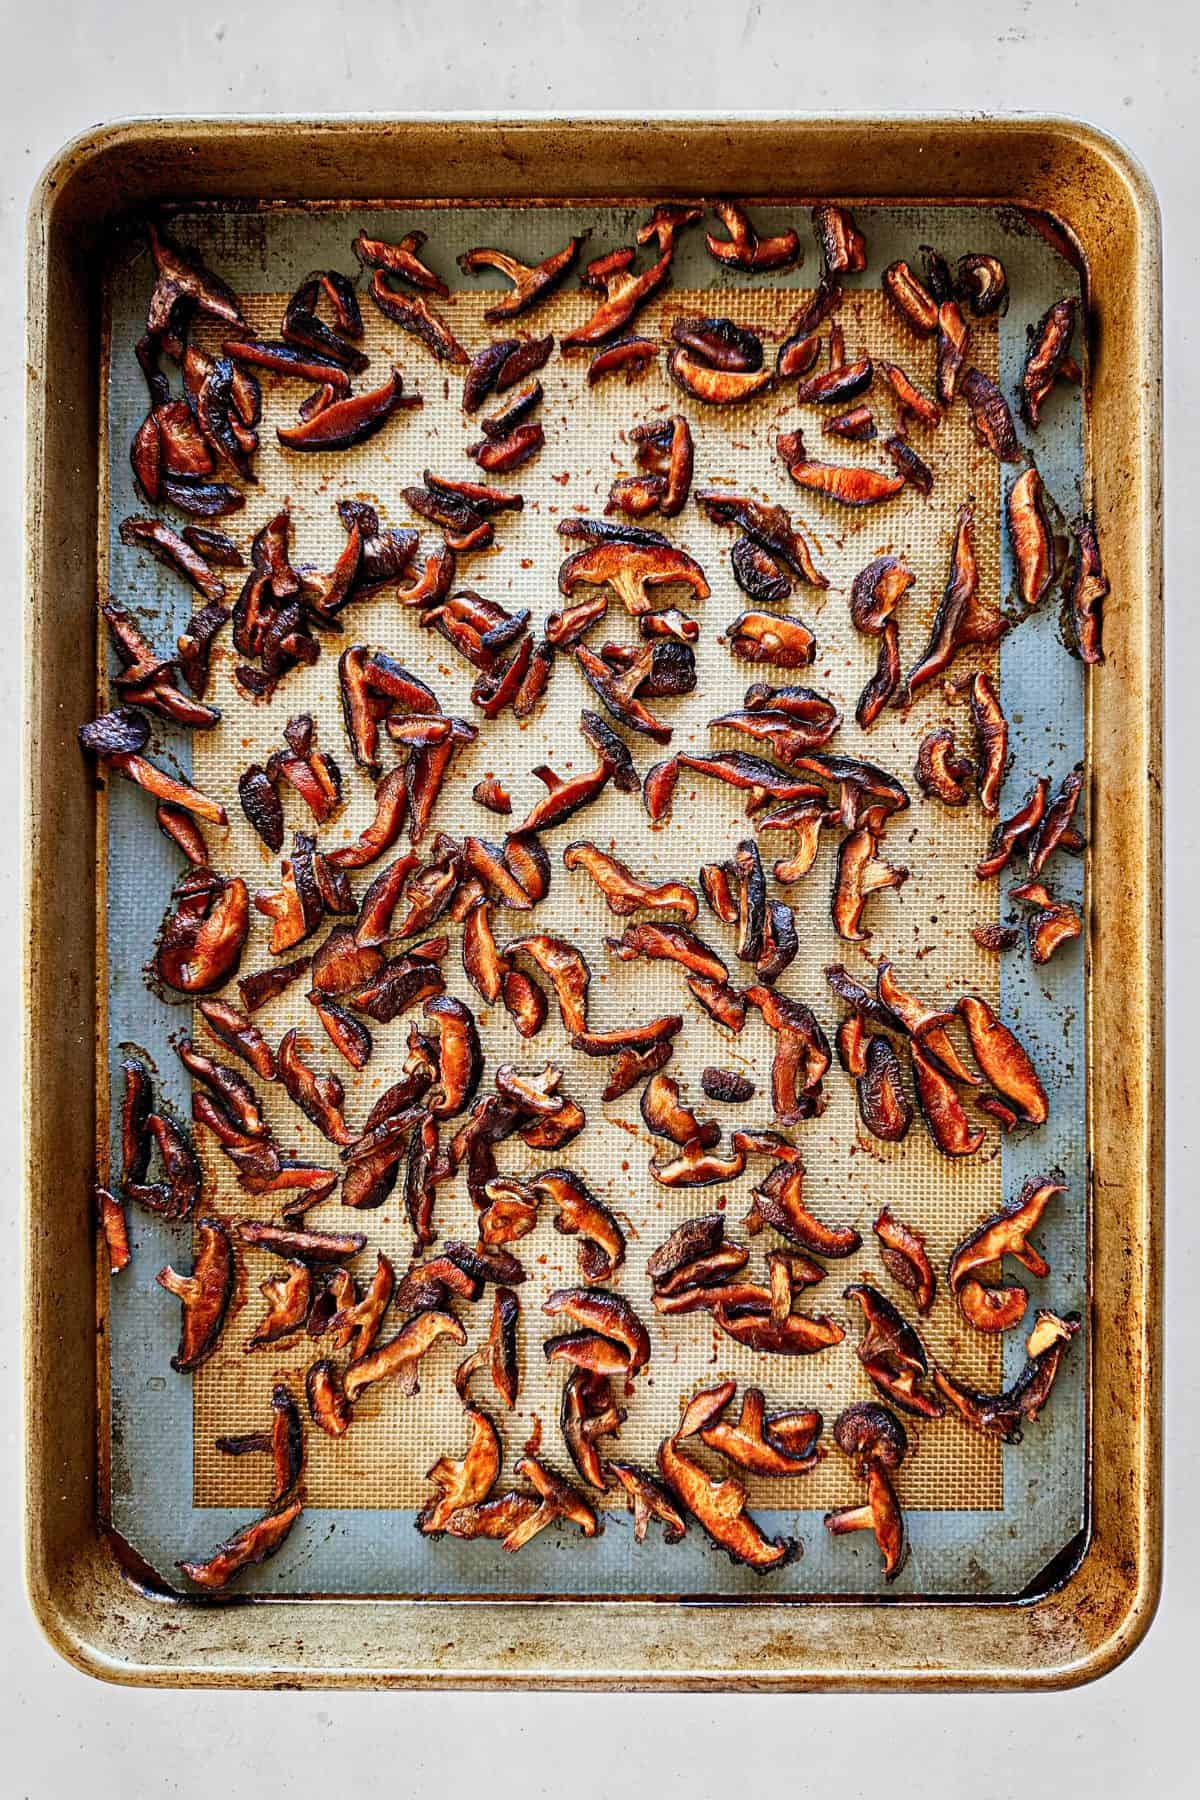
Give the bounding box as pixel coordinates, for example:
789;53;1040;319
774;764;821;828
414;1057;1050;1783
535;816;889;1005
1;2;1193;1794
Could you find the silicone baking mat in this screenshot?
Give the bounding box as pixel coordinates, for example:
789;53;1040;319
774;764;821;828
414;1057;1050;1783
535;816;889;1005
100;202;1087;1598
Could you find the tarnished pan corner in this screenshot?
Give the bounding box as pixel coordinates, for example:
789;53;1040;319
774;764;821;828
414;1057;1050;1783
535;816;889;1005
24;114;1161;1691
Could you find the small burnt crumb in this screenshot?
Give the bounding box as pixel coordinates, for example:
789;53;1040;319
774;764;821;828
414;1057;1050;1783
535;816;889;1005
972;923;1020;952
700;1067;755;1104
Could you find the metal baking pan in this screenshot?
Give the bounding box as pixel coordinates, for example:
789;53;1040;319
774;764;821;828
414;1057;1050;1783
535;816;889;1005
24;114;1162;1689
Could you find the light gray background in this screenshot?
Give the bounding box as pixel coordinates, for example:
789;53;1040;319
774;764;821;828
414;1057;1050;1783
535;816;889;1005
2;1;1191;1794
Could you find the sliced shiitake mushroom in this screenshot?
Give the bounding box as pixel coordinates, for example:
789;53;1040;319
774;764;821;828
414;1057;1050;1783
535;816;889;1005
1010;880;1083;963
844;1283;943;1419
948;1174;1064;1331
531;1169;626;1283
915;726;974;806
934;1310;1080;1440
874;1206;935;1315
903;505;1006;700
156;1218;234;1372
458;234;583;320
343;1309;467;1401
969;670;1009;816
824;1402;908;1581
882;260;938;337
1022;298;1077;428
1063;516;1107;665
960;367;1020;462
417;1406;502;1536
658;1434;796;1571
699;1387;822;1477
956;993;1048;1125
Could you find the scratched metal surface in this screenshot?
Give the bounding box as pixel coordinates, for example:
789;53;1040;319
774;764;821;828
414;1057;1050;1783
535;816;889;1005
100;201;1087;1599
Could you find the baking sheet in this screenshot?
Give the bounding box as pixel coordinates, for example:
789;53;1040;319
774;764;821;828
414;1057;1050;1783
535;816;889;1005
100;201;1087;1598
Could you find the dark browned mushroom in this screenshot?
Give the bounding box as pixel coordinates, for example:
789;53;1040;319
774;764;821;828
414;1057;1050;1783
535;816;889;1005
956;993;1048;1125
903;505;1007;700
1010;880;1083;963
531;1169;626;1283
278;369;420;451
1063;516;1107;664
915;727;975;806
874;1206;935;1315
969;670;1009;816
745;986;831;1125
725;610;816;668
882;260;939;336
704;201;801;272
745;1159;859;1259
587;336;659;384
961;367;1020;461
911;1040;985;1159
1010;465;1059;610
832;823;909;942
177;1497;303;1590
342;1309;467;1401
1028;765;1084;877
956;252;1008;317
658;1433;796;1571
458;234;583;320
155;869;249;993
156;1218;234;1372
353;228;448;293
699;1387;822;1477
948;1174;1064;1331
976;777;1049;880
824;1402;908;1581
934;1310;1080;1440
856;1034;913;1142
844;1283;943;1419
561;240;676;351
778;439;906;508
1022;298;1077;427
367;270;467;363
305;1359;353;1438
812;204;866;272
416;1405;502;1536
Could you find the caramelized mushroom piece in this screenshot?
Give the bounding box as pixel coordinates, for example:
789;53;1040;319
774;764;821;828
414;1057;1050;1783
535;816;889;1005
745;986;831;1125
658;1434;796;1571
640;1072;721;1148
976;777;1048;880
343;1309;467;1402
699;1387;822;1476
562;841;697;920
560;241;676;351
155;869;249;994
245;1260;312;1352
697;490;827;590
882;260;939;336
277;369;420;451
911;1040;984;1159
239;956;311;1013
156;1218;234;1372
726;610;816;669
235;1220;366;1265
353;227;449;294
277;1030;352;1145
559;535;709;619
602;1039;675;1098
969;670;1009;816
496;1455;598;1551
367;271;467;363
557;1369;626;1489
178;1498;303;1591
856;1035;913;1142
948;1174;1064;1331
305;1359;352;1438
844;1283;943;1419
824;1402;908;1581
667;346;774;406
587;336;659;385
778;451;906;508
960;367;1020;461
956;993;1048;1125
934;1310;1080;1440
1010;880;1083;963
701;1067;755;1104
956;253;1008;317
915;727;974;806
874;1206;935;1315
503;934;590;1036
1022;298;1077;427
531;1169;625;1283
745;1160;860;1259
934;298;970;406
197;998;276;1082
903;505;1006;700
456;1285;521;1410
608;1463;687;1543
458;234;583;320
812;204;866;273
832;823;909;942
1063;516;1107;665
705;201;800;273
329;1252;395;1364
417;1407;503;1536
1028;765;1084;877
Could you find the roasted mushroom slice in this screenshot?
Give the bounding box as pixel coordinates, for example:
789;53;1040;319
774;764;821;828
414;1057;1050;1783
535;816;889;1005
557;1368;626;1490
874;1206;935;1315
968;670;1009;816
915;726;975;807
658;1434;796;1572
639;1072;721;1149
667;346;773;406
882;259;939;337
903;504;1007;700
778;441;906;509
976;777;1049;880
811;204;866;273
1022;298;1077;428
178;1498;303;1591
934;1310;1081;1440
715;1308;836;1357
1062;515;1107;665
154;869;249;994
844;1283;943;1419
340;1308;467;1402
305;1359;353;1438
1028;765;1084;877
454;1285;521;1411
956;252;1008;317
608;1463;687;1544
495;1455;599;1552
353;227;448;293
726;610;816;669
745;1160;860;1259
956;994;1048;1126
559;534;709;619
948;1174;1065;1331
824;1402;908;1582
236;1220;366;1265
960;367;1020;461
1010;880;1083;963
417;1407;503;1536
277;1030;352;1145
458;234;583;320
704;201;801;273
701;1067;755;1104
561;238;679;352
856;1035;913;1142
245;1260;312;1352
699;1387;822;1476
831;823;909;943
562;841;697;921
156;1218;234;1372
503;934;591;1036
745;986;831;1125
911;1039;984;1159
367;271;467;363
328;1252;395;1364
278;368;420;451
531;1169;625;1284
